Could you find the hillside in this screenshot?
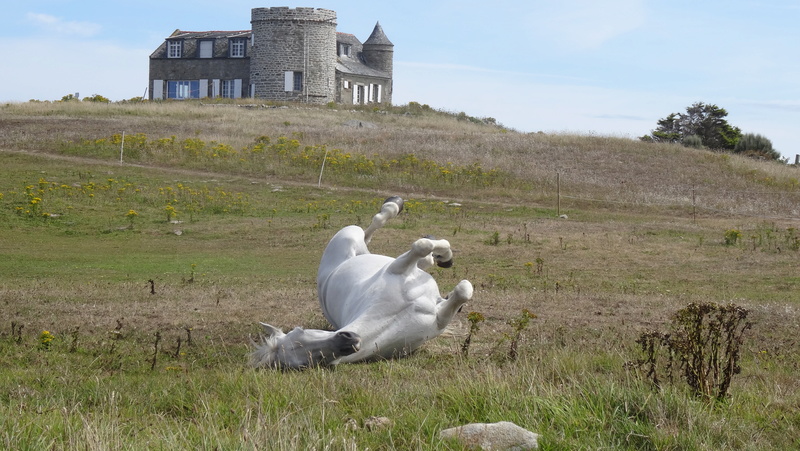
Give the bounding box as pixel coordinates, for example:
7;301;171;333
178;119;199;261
1;100;799;449
2;100;799;220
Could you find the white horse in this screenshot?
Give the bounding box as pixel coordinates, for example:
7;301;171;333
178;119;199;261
251;196;474;369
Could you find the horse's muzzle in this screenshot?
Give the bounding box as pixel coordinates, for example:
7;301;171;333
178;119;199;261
335;330;361;355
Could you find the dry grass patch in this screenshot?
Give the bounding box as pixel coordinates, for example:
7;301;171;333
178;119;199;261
5;101;800;217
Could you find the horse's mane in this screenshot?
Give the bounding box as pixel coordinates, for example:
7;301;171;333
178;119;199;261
249;334;279;368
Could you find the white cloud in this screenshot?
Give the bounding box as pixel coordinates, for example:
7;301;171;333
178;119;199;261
26;12;102;37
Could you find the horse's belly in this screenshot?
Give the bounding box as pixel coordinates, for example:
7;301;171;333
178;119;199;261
337;311;436;363
335;285;442;362
320;254;445;363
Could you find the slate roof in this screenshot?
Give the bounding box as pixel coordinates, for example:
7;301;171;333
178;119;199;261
363;22;393;46
336;32;363;50
168;30;251;39
335;31;389;78
336;58;390;78
150;30;252;59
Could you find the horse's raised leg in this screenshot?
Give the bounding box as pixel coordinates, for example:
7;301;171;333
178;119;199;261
415;235;454;270
388;237;453;275
436;280;474;329
364;196;404;245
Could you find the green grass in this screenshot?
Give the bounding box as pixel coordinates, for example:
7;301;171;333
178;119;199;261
1;102;799;449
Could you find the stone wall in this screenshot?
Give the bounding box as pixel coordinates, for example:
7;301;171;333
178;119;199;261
361;46;393;79
149;59;249;84
250;7;337;103
336;74;391;106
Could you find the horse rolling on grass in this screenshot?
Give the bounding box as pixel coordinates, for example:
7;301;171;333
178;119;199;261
251;196;474;370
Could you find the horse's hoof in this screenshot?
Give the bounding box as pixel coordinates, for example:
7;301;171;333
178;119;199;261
437;258;453;268
384;196;404;213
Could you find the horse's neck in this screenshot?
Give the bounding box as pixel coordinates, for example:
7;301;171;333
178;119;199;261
318;226;368;283
320;255;389;328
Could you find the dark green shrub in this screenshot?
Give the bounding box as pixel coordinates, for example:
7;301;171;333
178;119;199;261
734;133;780;160
682;134;703;149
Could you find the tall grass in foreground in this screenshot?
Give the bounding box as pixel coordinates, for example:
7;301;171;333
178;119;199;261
2;330;796;450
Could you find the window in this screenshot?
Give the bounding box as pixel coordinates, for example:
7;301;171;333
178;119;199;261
371;84;382;103
355;85;365;104
220;80;242;98
199;40;213;58
230;39;246;58
167;81;200;99
294;72;303;91
221;80;235;98
284;71;303;92
167;40;182;58
338;43;351;57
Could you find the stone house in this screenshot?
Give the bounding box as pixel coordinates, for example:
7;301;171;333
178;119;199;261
148;7;393;105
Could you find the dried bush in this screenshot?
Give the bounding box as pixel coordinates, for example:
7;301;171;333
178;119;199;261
631;302;752;401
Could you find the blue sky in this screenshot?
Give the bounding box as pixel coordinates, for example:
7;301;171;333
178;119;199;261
2;1;799;158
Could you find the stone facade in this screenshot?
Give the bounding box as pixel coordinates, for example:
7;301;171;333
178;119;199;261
148;7;392;105
250;7;337;103
149;30;251;100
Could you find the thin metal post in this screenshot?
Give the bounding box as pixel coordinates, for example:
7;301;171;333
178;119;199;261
557;172;561;217
318;148;329;187
119;131;125;164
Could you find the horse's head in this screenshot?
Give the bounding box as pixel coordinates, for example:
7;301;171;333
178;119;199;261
250;323;361;370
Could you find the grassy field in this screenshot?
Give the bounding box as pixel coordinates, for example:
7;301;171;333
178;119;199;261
1;101;799;449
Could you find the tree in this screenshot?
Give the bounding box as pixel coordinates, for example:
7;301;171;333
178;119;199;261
646;102;742;150
652;113;681;143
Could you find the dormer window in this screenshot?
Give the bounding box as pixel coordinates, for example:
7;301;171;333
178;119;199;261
167;40;182;58
338;43;351;57
199;40;213;58
230;38;246;58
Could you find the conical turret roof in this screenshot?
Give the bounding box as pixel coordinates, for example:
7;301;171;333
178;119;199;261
364;21;393;46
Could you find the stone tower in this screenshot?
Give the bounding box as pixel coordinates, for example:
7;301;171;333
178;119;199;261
249;7;337;103
361;22;394;78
